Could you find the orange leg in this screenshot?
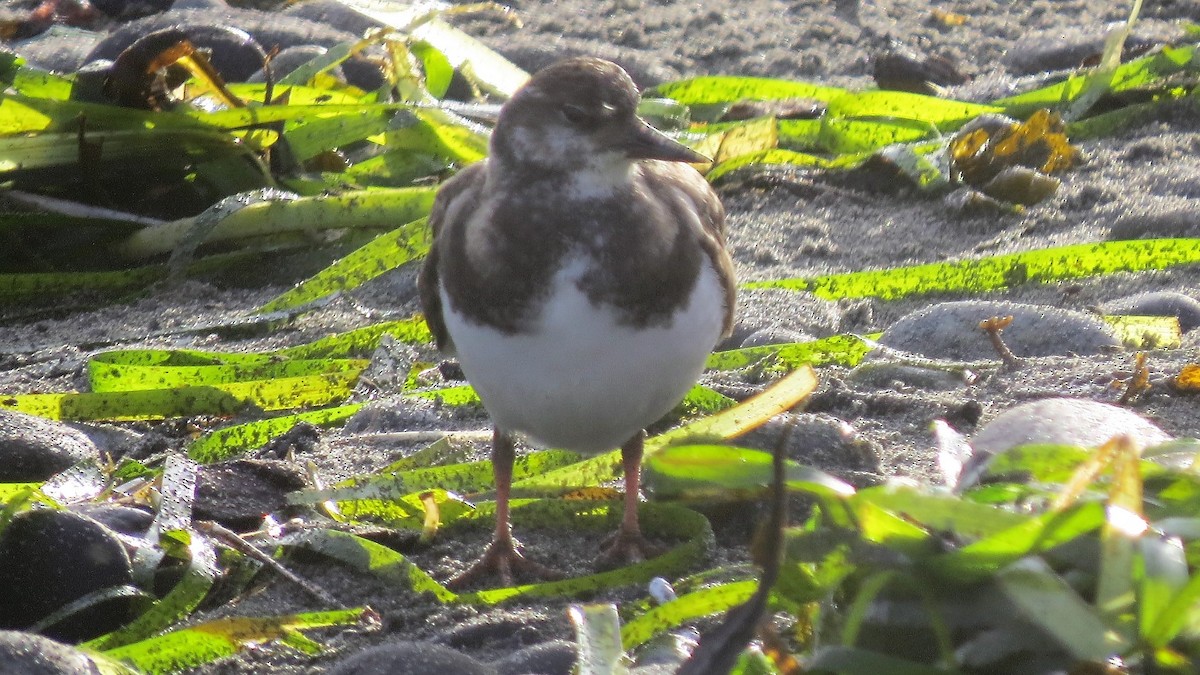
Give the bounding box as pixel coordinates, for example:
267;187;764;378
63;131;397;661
446;429;563;589
598;431;664;567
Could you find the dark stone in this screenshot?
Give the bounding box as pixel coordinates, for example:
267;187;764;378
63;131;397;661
0;510;136;641
327;641;495;675
193;459;310;531
248;46;345;84
280;0;380;37
71;504;153;537
0;631;102;674
1103;290;1200;332
80;7;386;89
1108;206;1200;240
88;24;268;85
0;410;98;482
496;639;577;675
873;48;966;96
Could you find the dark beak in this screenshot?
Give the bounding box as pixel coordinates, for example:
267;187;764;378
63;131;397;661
622;120;710;163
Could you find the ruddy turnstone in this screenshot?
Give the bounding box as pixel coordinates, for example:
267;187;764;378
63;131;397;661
418;56;736;587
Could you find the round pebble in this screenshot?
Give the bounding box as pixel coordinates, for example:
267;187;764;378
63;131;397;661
879;300;1121;360
0;631;102;674
193;459;310;531
0;509;136;641
1103;290;1200;332
959;397;1173;487
1107;205;1200;240
497;640;577;675
327;641;495;675
0;410;99;482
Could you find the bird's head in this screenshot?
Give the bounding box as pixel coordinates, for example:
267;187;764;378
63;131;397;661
490;57;707;178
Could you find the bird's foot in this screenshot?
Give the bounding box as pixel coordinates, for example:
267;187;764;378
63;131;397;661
446;536;565;590
597;527;666;570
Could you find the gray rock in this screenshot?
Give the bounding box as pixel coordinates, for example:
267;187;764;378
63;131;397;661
848;362;971;391
879;300;1121;360
960;397;1173;487
248;45;345;84
0;410;99;482
327;641;494;675
1002;24;1175;75
1103;290;1200;332
193;459;310;531
726;289;840;349
64;422;145;460
739;412;877;477
0;631;102;675
1107;205;1200;240
738;327;812;349
170;0;229;10
971;397;1172;456
8;26;104;73
497;639;577;675
281;0;380;37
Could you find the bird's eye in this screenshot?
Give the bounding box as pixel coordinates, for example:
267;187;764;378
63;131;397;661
560;103;595;127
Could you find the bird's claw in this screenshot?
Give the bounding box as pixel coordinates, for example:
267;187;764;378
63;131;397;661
597;528;666;570
446;536;564;589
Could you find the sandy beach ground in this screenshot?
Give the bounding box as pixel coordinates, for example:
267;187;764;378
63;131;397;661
2;0;1199;672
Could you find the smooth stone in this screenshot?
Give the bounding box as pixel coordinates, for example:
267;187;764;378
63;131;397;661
326;641;495;675
960;397;1173;487
0;631;102;674
79;7;387;90
0;510;136;641
496;640;577;675
65;422;146;461
88;24;268;83
739;412;877;476
725;289;840;350
70;503;154;537
971;398;1173;456
169;0;229;9
0;410;98;482
90;0;173;18
193;459;309;531
1108;205;1200;240
281;0;380;36
248;45;345;84
847;362;971;391
1103;290;1200;332
878;300;1121;360
8;26;105;73
738;327;813;349
1002;24;1170;75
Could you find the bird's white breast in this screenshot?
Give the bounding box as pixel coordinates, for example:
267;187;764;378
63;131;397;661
441;255;725;454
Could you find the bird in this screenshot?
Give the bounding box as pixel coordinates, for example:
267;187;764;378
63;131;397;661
418;56;736;587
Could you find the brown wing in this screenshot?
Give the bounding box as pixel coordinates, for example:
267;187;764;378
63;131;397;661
663;164;737;339
418;163;487;353
695;187;736;340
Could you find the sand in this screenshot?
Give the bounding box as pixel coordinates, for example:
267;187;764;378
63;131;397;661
2;0;1199;671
